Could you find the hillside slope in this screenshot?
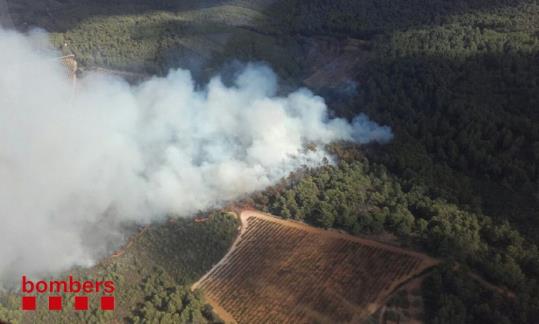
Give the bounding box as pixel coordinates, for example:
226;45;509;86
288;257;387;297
1;1;538;323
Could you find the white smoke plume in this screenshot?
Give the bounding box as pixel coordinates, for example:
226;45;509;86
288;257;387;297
0;28;393;283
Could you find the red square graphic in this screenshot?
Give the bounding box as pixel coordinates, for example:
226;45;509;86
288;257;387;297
21;296;36;310
100;296;115;310
48;296;62;311
74;296;88;310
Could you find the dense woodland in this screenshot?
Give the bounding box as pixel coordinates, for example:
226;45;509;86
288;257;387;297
264;6;539;321
422;265;523;324
251;149;539;323
2;0;538;323
287;0;539;229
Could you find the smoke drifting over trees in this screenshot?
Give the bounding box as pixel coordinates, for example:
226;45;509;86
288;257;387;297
0;28;392;282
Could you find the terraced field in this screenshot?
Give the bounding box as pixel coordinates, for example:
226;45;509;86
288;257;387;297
194;211;438;323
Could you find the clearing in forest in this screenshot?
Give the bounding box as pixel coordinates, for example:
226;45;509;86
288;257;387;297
193;210;438;323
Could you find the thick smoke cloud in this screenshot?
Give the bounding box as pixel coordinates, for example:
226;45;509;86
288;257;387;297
0;28;393;283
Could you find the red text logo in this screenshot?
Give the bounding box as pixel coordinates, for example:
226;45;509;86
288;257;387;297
21;275;115;311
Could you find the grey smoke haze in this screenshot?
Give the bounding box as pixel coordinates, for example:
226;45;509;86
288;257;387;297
0;28;393;283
